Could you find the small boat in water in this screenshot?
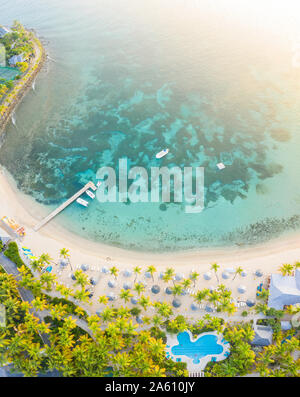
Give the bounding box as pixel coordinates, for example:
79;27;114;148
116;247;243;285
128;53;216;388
216;162;226;170
156;148;169;159
76;198;89;207
86;190;96;199
97;181;101;188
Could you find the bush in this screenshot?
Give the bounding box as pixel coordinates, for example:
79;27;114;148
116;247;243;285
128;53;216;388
4;242;25;268
242;311;248;317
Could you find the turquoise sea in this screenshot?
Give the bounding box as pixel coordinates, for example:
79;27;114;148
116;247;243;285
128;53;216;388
0;0;300;251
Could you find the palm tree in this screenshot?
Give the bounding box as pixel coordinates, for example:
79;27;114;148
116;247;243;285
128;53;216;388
181;278;192;290
74;270;89;288
119;289;133;303
134;282;145;296
155;302;173;319
210;263;220;283
192;289;209;305
146;265;156;282
279;263;294;276
163;267;175;286
190;271;199;287
60;248;73;271
38;253;52;266
98;295;109;305
233;266;243;280
171;284;183;297
138;295;151;311
133;266;141;283
110;266;119;280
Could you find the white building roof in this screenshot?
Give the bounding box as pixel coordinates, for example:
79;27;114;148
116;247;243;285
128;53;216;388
8;54;24;66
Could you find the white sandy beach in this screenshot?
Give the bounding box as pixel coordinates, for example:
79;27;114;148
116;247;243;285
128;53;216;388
1;165;300;317
1;166;300;270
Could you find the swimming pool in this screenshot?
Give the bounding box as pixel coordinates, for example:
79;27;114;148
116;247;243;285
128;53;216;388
171;332;223;364
166;330;230;372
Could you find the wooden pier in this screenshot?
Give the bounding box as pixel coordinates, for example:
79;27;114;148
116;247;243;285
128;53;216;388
33;181;97;232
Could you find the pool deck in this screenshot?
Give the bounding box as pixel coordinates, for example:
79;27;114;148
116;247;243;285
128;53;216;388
166;330;230;373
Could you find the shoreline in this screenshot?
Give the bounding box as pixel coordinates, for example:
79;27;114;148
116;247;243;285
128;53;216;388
0;167;300;270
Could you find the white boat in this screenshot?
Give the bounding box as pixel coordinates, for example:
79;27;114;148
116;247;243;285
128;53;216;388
76;198;89;207
97;181;102;187
86;190;95;199
156;148;169;159
216;162;226;170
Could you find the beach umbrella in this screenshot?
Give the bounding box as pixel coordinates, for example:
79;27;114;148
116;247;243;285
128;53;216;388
222;271;230;280
151;285;161;294
159;272;164;279
175;273;184;281
88;292;93;299
241;271;247;277
145;271;152;279
165;287;173;295
172;299;181;308
246;299;255;307
203;272;212;280
136;316;143;324
123;269;132;277
108;280;116;288
123;282;132;290
131;297;138;305
71;274;76;281
96;310;102;317
225;267;235;274
205;305;214;313
107;292;116;301
238;285;247;294
191;303;198;311
60;259;68;267
255;270;263;277
90;276;100;286
81;264;89;272
102;266;109;274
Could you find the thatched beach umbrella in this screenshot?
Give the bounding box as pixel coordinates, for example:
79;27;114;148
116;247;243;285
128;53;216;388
222;271;230;280
165;287;173;295
151;285;160;294
203;272;212;280
225;267;235;274
90;276;100;286
107;292;116;301
246;299;255;307
81;264;89;272
205;305;214;313
241;271;247;277
60;259;68;268
123;269;132;278
191;303;198;311
145;271;152;279
131;297;138;305
123;282;132;290
172;299;181;308
175;273;184;281
102;266;109;274
255;270;263;277
136;316;143;324
159;272;164;279
108;280;116;288
238;285;247;294
71;274;76;281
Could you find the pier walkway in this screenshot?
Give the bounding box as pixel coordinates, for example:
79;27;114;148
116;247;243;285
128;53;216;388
34;181;97;232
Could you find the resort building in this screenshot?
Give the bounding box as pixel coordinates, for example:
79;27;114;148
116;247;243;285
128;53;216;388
0;26;11;38
8;54;24;67
250;324;273;347
268;270;300;310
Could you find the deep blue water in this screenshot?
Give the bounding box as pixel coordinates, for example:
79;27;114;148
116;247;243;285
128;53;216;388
0;0;300;251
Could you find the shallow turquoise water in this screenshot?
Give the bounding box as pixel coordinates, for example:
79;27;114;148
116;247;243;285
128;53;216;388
1;0;300;251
